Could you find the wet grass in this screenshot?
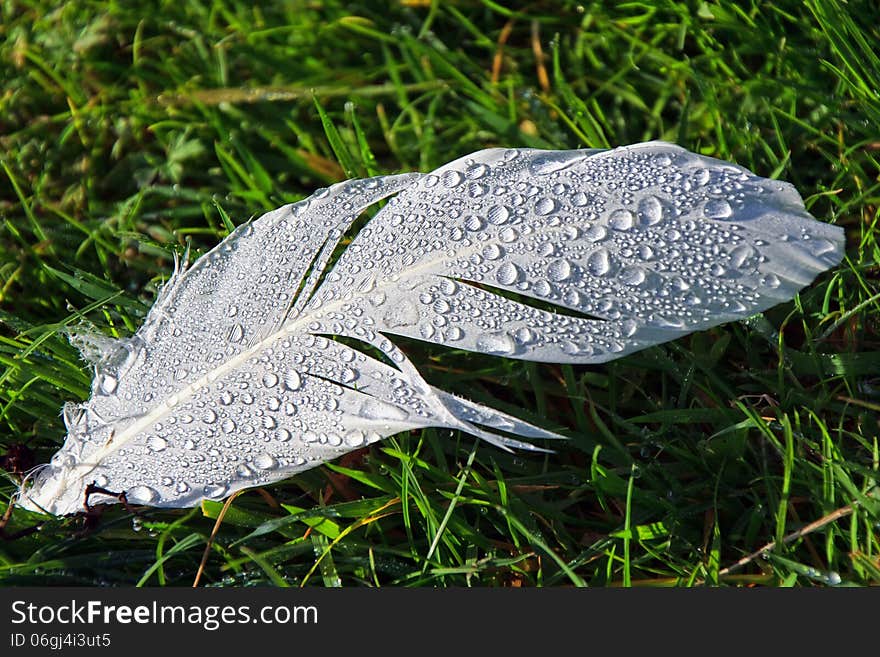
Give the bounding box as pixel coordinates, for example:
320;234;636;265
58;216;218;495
0;0;878;587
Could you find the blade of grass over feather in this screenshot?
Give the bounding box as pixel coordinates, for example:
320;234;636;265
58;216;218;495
314;98;362;179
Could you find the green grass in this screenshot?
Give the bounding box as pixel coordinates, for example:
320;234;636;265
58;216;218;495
0;0;878;587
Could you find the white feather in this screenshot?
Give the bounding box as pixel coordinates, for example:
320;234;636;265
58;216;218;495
17;142;844;515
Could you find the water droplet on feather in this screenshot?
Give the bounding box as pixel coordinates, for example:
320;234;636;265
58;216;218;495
638;196;664;225
548;259;573;282
147;436;167;452
609;209;635;231
100;374;118;395
253;453;277;470
488;205;510;225
705;199;733;219
476;332;516;355
587;249;612;276
128;485;159;504
496;262;521;285
535;197;557;215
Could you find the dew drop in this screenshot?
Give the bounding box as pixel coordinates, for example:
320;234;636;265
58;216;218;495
572;191;589;206
760;273;781;289
100;374;118;395
496;262;521;286
147;436;167;452
620;318;638;337
227;324;245;343
344;429;367;447
537;242;555;257
561;340;592;356
466;163;489;179
548;259;573;282
587;248;612;276
563;288;582;307
704;199;733;219
638;195;664;225
608;208;635;231
221;418;236;434
262;372;279;388
465;215;485;231
515;327;537;344
654;314;686;329
446;326;463;341
499;227;519;243
693;168;711;186
482;244;504;260
584;225;608;242
468;182;488;197
359;399;408;421
529;151;583;174
476;332;516;355
729;244;756;268
204;483;228;499
442;170;464;187
253;453;277;470
620;266;647;286
488;205;510;225
284;369;303;391
439;279;458;295
128;485;159;504
669;276;690;291
533;279;553;296
535;197;557;216
824;571;842;586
